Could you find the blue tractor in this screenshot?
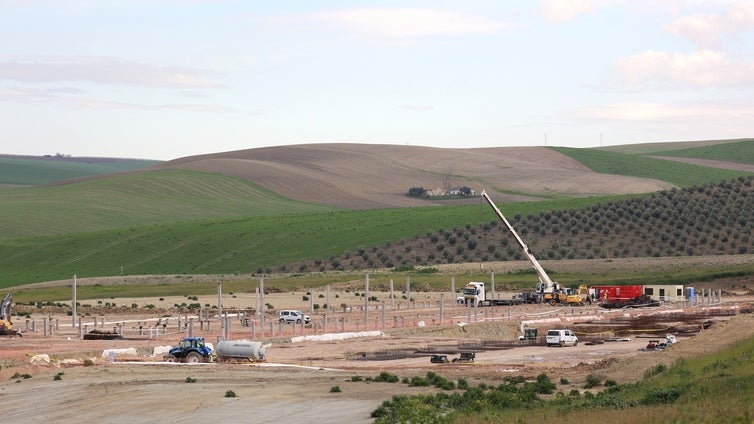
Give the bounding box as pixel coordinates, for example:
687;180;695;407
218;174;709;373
164;337;213;363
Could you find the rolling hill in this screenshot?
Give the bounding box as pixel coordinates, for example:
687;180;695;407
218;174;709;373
156;144;678;209
0;155;160;187
1;139;754;285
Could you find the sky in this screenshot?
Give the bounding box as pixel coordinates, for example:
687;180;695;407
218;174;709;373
1;0;753;160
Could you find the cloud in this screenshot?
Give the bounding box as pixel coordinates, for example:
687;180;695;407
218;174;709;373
0;85;232;112
288;8;509;38
614;49;754;87
0;56;221;89
571;101;753;122
541;0;602;23
666;0;754;48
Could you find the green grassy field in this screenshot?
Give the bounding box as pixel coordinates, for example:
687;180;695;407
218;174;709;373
2;141;754;287
0;156;160;186
595;138;749;155
550;146;748;186
0;195;627;287
648;138;754;164
0;169;336;239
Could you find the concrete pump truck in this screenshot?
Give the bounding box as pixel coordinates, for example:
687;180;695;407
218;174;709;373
480;191;587;306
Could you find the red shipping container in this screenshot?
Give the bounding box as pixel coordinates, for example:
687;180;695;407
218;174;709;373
592;285;643;303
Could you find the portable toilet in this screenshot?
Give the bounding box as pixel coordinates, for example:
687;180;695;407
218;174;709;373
685;287;695;304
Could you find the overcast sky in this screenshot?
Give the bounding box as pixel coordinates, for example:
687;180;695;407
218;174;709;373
1;0;752;160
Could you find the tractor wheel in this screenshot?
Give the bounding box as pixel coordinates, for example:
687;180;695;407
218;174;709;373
164;354;178;363
186;352;202;364
549;299;557;306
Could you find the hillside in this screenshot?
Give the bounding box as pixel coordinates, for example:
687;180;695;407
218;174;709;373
2;176;753;286
288;175;754;275
0;155;160;187
4;142;752;241
157;144;676;209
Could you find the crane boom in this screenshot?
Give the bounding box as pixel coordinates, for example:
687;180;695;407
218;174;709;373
480;190;559;293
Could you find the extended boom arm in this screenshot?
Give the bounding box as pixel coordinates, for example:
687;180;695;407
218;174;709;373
480;191;558;292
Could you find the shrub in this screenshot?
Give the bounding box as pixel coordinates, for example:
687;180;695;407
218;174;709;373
185;377;197;383
329;386;342;393
584;374;601;389
534;373;556;394
641;386;684;405
351;375;363;382
374;371;399;383
225;390;237;398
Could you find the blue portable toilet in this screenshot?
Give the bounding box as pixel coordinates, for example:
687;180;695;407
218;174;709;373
685;287;695;303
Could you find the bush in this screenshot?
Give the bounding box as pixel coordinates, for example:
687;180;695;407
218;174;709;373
224;390;237;398
374;371;400;383
641;386;684;405
185;377;197;383
329;386;342;393
584;374;601;389
351;375;363;382
534;373;556;394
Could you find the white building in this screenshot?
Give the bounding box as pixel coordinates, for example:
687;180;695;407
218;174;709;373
643;285;685;302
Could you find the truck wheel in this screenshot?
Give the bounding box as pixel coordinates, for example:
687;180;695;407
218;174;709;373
279;318;285;323
574;340;578;346
164;354;177;363
559;341;565;347
186;352;202;363
549;299;557;306
296;319;301;324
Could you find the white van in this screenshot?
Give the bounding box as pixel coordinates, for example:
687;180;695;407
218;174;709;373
546;329;579;347
278;310;311;325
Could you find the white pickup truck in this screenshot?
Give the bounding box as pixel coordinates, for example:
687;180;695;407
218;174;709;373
546;329;579;347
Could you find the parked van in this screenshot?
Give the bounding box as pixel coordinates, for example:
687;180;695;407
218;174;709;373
546;329;579;347
278;310;311;325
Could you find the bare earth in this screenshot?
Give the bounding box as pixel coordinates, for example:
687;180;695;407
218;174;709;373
2;289;753;424
157;144;675;208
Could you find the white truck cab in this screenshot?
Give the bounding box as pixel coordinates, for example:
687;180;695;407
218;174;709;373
546;329;579;347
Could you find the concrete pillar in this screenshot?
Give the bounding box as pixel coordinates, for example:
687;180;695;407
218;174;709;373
491;271;495;299
189;318;194;337
440;294;445;325
390;279;395;309
71;274;77;328
326;285;331;313
451;277;455;305
381;302;386;329
364;274;370;326
260;278;265;330
406;276;411;308
43;318;48;336
217;283;223;317
310;289;315;314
